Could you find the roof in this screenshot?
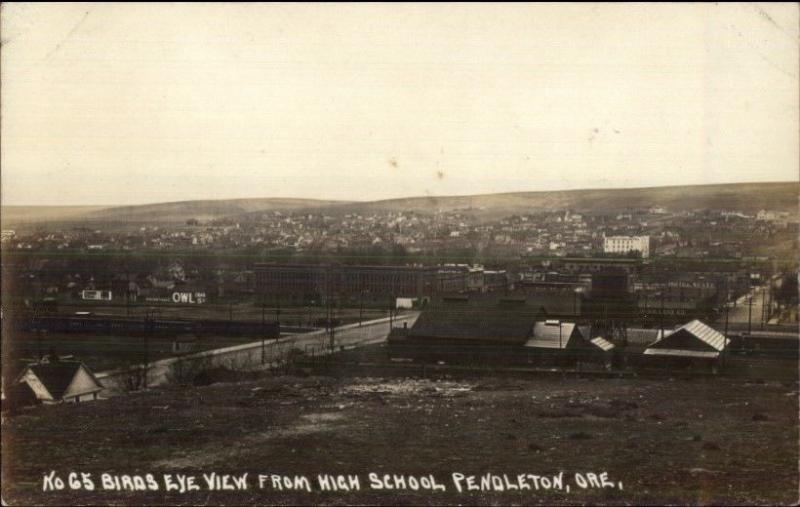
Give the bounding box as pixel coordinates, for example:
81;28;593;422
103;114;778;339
431;290;580;317
643;348;720;359
590;337;616;351
22;361;102;400
6;382;39;407
643;320;729;357
679;320;728;351
525;321;578;349
513;291;582;316
407;308;536;344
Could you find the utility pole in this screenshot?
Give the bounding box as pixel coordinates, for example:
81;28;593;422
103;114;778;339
747;295;753;334
33;307;43;361
760;288;766;330
767;282;772;324
143;309;153;389
329;296;336;352
261;296;266;364
766;286;772;323
724;300;730;337
388;293;394;329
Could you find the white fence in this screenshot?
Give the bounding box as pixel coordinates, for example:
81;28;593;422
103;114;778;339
95;312;419;397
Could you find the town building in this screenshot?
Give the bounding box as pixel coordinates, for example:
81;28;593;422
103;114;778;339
642;320;729;372
14;358;103;404
603;235;650;258
254;263;470;303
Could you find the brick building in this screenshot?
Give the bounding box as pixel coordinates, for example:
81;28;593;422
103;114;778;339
253;263;468;304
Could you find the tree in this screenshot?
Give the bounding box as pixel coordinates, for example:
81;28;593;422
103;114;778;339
775;272;798;307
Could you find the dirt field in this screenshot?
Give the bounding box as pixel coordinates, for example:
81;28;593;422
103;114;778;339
2;374;798;506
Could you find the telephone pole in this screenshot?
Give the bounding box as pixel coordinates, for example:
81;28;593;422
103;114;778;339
359;289;364;327
329;296;336;352
725;301;730;346
261;296;266;364
261;299;266;327
33;307;43;361
143;309;153;389
766;286;772;324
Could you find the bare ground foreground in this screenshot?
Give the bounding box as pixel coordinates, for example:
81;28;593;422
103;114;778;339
2;374;798;506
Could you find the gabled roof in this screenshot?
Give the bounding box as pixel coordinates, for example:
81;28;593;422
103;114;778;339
679;320;728;351
407;308;536;344
21;361;103;400
590;337;615;351
643;320;729;358
6;381;39;407
525;321;579;349
643;349;719;358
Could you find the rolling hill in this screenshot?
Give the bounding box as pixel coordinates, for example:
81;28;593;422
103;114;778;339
57;198;348;224
1;206;110;227
1;182;796;226
330;182;798;218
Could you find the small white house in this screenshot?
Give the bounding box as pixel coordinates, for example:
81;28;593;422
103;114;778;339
525;320;615;352
16;359;103;404
643;320;729;360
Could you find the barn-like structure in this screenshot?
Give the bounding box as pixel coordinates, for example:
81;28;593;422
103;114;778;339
15;359;104;404
643;320;729;371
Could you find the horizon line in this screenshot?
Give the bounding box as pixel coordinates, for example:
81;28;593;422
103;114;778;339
1;179;796;208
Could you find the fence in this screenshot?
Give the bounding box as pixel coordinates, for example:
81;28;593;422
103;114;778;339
95;312;419;396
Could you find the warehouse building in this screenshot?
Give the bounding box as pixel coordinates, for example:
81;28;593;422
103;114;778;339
14;358;103;404
643;320;729;371
603;235;650;258
387;291;612;367
253;263;488;303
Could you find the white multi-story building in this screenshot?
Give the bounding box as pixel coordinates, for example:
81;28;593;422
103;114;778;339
603;235;650;258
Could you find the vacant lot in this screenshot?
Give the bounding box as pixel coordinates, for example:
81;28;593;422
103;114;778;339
2;374;797;505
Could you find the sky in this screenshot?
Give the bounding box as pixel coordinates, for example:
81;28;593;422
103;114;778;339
1;3;798;206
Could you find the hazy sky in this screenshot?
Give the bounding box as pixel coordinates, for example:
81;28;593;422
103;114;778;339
2;3;798;206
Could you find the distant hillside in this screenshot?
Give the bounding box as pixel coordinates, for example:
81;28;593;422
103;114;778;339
78;198;350;223
3;182;796;226
323;182;798;218
1;206;110;227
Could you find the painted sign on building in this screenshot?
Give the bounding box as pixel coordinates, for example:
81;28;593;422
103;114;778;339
81;290;112;301
171;292;206;304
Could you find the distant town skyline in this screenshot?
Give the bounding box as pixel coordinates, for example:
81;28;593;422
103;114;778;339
2;3;798;206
